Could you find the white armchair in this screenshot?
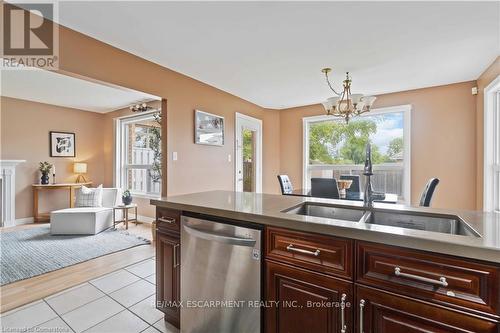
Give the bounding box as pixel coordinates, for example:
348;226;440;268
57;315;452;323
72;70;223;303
50;188;122;235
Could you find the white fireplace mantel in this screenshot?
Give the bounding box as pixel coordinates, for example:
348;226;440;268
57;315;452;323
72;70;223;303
1;160;26;227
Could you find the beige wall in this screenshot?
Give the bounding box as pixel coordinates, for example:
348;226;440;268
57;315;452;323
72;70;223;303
57;26;281;199
2;21;282;220
0;97;106;219
279;81;478;210
3;12;496;218
0;97;165;220
475;57;500;209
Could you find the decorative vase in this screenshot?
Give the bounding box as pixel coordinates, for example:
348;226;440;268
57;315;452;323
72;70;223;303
41;172;50;185
122;195;133;205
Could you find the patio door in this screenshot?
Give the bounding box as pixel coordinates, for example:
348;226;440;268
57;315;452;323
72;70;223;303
235;113;262;193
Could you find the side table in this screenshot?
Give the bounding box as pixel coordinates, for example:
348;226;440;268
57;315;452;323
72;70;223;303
32;182;93;222
113;204;138;230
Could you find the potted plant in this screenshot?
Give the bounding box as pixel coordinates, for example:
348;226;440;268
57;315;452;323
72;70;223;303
122;189;133;205
38;162;53;185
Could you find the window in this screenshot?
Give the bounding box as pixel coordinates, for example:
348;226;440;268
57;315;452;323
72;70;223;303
303;105;411;203
484;76;500;212
115;112;161;197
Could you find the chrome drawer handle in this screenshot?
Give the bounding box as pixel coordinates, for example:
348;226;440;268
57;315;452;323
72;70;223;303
286;244;320;256
158;217;176;224
359;299;365;333
394;267;448;287
340;293;347;333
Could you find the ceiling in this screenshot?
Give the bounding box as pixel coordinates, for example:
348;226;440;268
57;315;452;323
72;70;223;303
45;2;500;108
1;68;159;113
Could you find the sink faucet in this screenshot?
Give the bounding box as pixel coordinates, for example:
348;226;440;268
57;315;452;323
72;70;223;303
363;143;374;208
363;144;385;207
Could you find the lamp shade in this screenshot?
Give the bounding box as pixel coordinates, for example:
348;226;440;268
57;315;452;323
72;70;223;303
73;162;87;174
350;94;364;105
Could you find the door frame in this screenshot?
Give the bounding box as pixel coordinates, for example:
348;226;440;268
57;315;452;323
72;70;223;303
483;75;500;212
235;112;263;193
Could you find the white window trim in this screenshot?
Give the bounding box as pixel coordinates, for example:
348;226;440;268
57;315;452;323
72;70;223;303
302;104;412;204
483;75;500;212
114;110;161;199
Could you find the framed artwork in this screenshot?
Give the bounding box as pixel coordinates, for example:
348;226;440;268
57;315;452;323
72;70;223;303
50;131;76;157
194;110;224;146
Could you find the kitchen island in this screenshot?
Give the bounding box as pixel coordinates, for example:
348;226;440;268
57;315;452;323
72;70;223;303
151;190;500;333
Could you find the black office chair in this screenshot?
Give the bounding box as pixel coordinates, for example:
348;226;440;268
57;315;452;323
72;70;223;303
340;175;361;194
277;175;294;195
311;178;340;199
419;178;440;207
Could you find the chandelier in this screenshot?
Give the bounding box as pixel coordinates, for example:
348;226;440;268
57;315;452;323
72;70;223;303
321;68;376;123
130;103;154;112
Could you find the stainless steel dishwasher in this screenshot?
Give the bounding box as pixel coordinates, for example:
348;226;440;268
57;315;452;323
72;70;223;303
181;215;262;333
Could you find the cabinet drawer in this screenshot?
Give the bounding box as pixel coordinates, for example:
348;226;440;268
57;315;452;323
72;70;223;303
357;241;500;317
356;285;498;333
156;207;181;233
265;227;353;279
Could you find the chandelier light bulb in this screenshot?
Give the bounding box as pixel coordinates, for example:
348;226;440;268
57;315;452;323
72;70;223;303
321;68;376;123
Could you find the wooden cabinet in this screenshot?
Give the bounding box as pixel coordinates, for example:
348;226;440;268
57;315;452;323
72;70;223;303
155;208;181;329
264;227;500;333
356;241;500;318
266;227;353;279
355;285;498;333
265;260;353;333
156;207;181;233
151;212;500;332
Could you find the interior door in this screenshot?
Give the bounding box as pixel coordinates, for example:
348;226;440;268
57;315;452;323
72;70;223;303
235;113;262;193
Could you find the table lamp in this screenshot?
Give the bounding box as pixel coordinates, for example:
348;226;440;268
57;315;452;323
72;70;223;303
74;162;88;183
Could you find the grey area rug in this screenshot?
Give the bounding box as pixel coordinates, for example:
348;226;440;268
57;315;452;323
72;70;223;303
0;225;150;285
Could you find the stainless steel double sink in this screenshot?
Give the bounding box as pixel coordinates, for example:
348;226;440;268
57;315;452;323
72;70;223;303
284;202;480;237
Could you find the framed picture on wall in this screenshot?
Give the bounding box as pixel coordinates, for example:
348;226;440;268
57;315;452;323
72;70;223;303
50;131;76;157
194;110;224;146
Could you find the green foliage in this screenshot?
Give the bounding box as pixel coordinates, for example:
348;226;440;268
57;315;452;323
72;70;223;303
243;129;254;161
38;161;53;174
148;112;162;183
242;129;255;191
309;119;396;165
387;137;404;159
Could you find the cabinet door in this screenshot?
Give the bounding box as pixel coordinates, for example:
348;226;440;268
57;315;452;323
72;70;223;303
156;231;180;328
266;259;353;333
356;285;498;333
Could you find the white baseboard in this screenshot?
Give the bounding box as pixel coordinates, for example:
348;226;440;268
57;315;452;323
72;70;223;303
15;217;35;225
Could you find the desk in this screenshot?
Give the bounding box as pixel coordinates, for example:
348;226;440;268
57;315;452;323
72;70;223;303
32;182;93;222
285;189;399;204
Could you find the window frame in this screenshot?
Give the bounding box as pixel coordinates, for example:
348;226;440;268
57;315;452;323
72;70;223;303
114;110;161;199
483;75;500;212
302;104;412;204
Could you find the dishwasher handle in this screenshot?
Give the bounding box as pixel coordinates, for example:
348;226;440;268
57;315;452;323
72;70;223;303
183;224;257;247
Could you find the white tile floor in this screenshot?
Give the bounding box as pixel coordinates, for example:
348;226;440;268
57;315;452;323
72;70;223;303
0;258;178;333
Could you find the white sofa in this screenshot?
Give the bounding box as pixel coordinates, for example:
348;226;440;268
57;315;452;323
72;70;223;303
50;188;121;235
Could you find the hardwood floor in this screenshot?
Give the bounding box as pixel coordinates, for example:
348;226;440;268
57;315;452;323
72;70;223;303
0;222;155;313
